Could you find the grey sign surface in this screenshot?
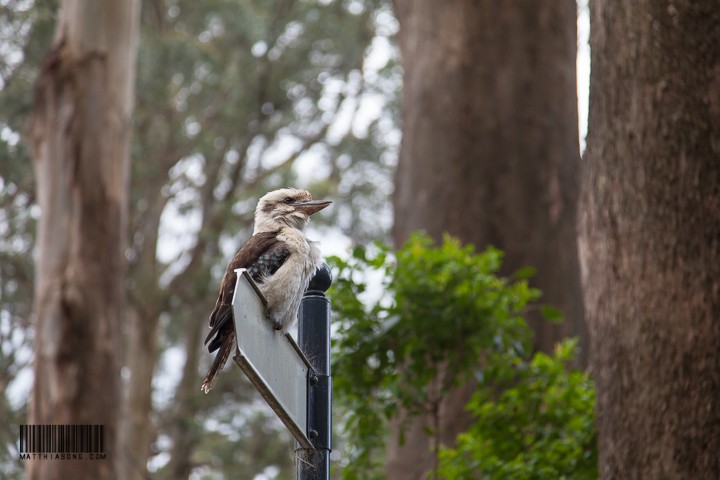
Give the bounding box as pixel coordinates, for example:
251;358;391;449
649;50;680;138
231;268;312;449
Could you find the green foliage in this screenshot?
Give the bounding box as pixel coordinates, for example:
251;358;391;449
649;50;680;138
438;339;597;480
329;233;596;479
331;234;531;477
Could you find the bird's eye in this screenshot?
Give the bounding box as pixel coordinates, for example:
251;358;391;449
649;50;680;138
283;197;294;203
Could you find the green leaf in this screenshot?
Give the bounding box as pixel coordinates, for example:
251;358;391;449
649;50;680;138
540;305;565;323
352;245;367;261
514;266;537;280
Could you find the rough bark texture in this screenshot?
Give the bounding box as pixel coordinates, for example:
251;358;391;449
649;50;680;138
389;1;582;478
27;1;140;479
580;1;720;478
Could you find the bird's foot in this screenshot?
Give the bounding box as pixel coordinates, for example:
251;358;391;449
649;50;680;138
267;314;283;331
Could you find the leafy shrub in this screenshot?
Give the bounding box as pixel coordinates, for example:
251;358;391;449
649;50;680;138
328;233;596;479
438;339;597;480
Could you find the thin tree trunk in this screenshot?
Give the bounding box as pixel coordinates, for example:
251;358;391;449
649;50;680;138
119;190;166;480
27;1;140;479
389;1;581;477
166;312;206;479
119;306;160;480
580;1;720;478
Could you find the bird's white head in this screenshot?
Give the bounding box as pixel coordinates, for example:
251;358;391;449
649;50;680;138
253;188;332;234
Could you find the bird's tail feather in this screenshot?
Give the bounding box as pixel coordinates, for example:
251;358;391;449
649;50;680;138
205;305;233;349
201;333;234;394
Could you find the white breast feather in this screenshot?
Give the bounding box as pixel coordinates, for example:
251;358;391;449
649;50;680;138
258;228;322;331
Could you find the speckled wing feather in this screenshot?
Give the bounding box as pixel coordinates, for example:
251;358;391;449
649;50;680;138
201;231;290;393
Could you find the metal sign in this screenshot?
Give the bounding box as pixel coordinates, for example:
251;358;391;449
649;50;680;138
231;268;313;449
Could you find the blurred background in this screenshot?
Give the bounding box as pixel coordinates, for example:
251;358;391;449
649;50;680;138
2;0;718;479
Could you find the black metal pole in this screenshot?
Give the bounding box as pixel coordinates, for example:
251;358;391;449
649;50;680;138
297;264;332;480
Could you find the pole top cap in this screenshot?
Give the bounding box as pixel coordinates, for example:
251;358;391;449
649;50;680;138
308;263;332;293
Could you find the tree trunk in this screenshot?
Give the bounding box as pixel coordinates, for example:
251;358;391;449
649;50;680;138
119;189;166;480
390;0;582;478
27;1;140;479
579;1;720;478
166;312;206;480
118;306;160;480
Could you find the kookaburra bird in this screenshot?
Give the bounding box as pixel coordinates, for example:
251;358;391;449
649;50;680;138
201;188;331;394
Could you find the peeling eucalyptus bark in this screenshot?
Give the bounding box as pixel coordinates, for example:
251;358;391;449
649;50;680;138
28;1;140;479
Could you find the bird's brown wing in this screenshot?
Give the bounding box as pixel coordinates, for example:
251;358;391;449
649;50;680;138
201;231;290;393
205;231;289;347
209;231;278;325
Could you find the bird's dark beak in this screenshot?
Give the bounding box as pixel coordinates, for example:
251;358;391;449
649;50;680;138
294;200;332;215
